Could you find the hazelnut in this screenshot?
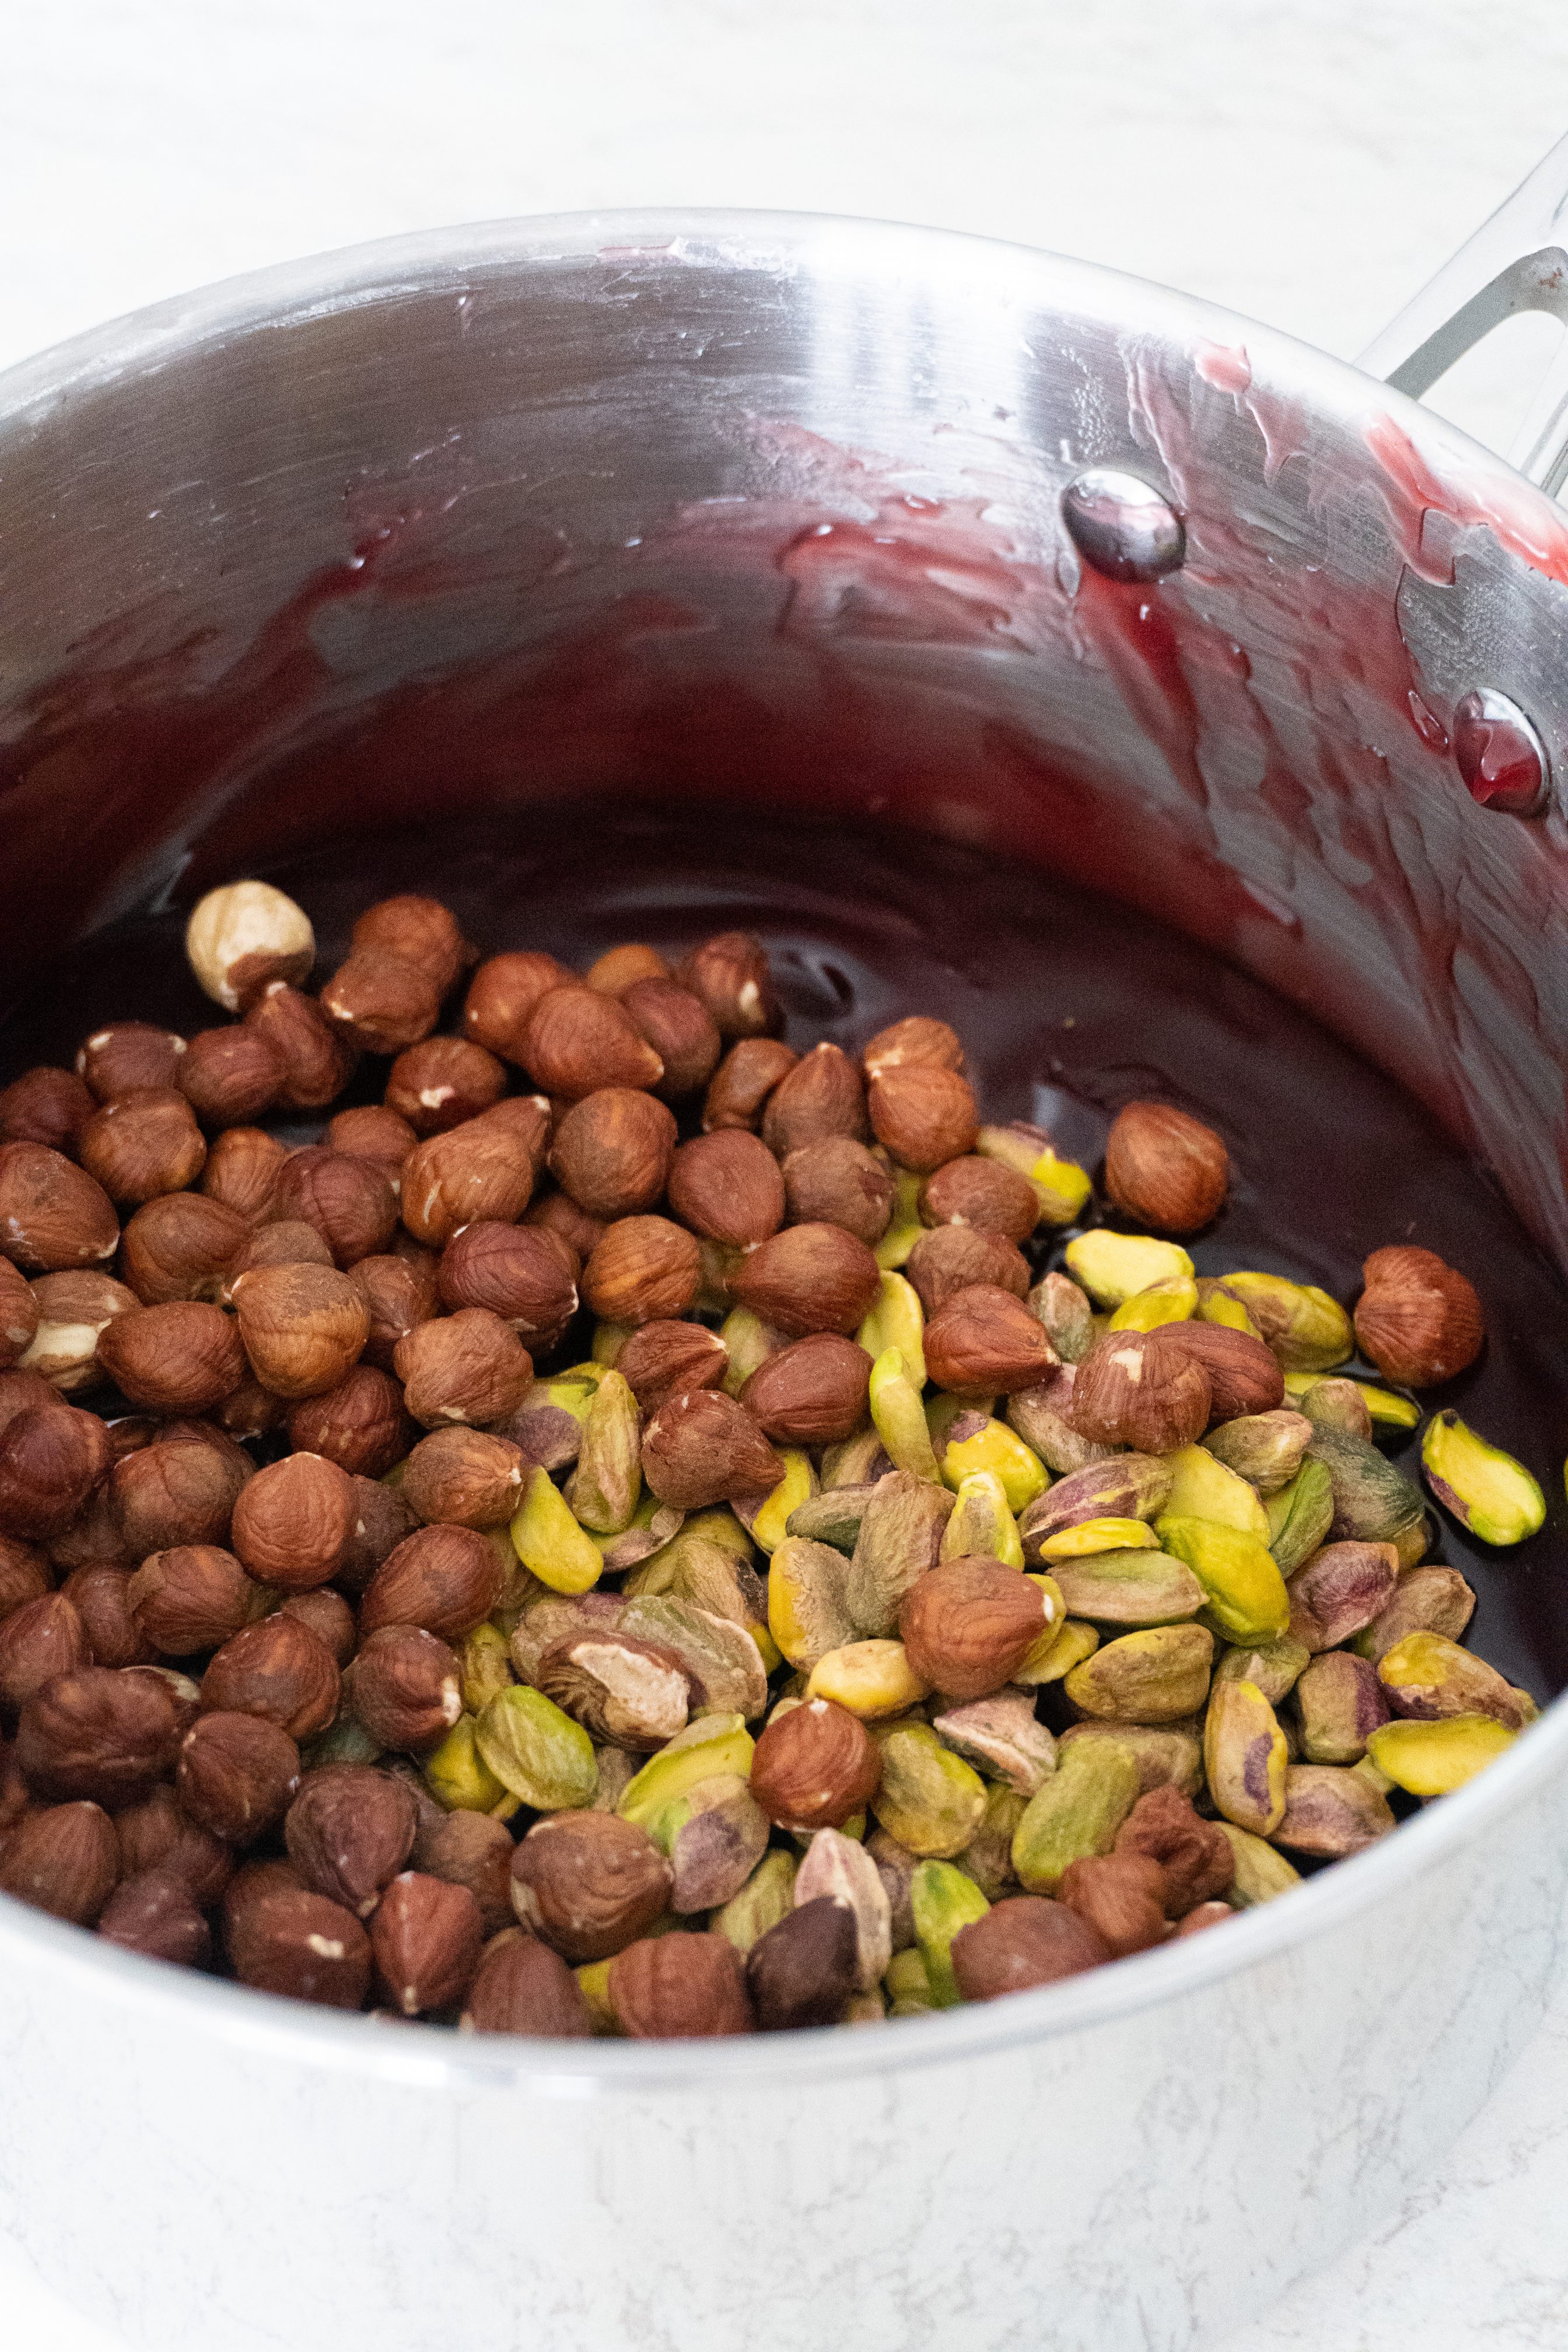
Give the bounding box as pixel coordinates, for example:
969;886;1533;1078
338;1476;418;1594
584;942;671;996
16;1663;181;1803
276;1147;397;1267
398;1109;541;1248
678;930;779;1040
232;1261;370;1398
352;895;471;992
511;1810;672;1959
360;1523;505;1642
1154;1322;1284;1423
60;1564;155;1668
1069;1327;1212;1451
284;1762;419;1914
950;1895;1110;2000
321;950;442;1054
0;1367;71;1432
746;1895;859;2031
749;1696;881;1830
615;1320;729;1410
226;1881;371;2007
325;1104;419;1185
76;1023;187;1103
794;1825;894;1991
921;1155;1039;1244
46;1477;129;1572
761;1042;869;1157
461;951;574;1060
1104;1102;1229;1234
225;1220;338;1292
921;1284;1058;1400
114;1782;232;1901
582;1216;701;1326
740;1334;873;1445
380;1038;504;1136
16;1269;139;1390
702;1037;798;1133
110;1427;250;1555
0;1141;120;1270
521;984;664;1099
0;1066;95;1154
461;1931;592;2035
437;1221;578;1346
899;1558;1048;1699
177;1710;302;1843
1353;1245;1485;1387
244;982;357;1110
78;1087;206;1204
393;1308;533;1429
0;1256;41;1370
640;1389;782;1510
0;1404;113;1538
99;1866;214;1967
729;1222;881;1337
412;1808;515;1935
621;977;722;1101
120;1192;251;1306
523;1189;604;1266
780;1138;894;1245
0;1799;120;1923
279;1588;358;1666
667;1130;786;1247
343;1623;463;1753
1056;1852;1171;1958
177;1026;285;1126
608;1930;755;2037
96;1300;246;1415
200;1614;341;1740
286;1366;411;1478
127;1546;265;1654
349;1250;440;1371
401;1427;525;1529
1114;1783;1234;1916
0;1592;90;1716
185;880;316;1010
547;1088;677;1220
0;1531;51;1616
372;1871;484;2014
536;1630;694;1749
230;1451;356;1592
861;1016;965;1077
866;1065;978;1172
201;1125;289;1222
906;1226;1030;1316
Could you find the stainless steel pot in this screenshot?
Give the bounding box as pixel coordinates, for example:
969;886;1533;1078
3;141;1568;2352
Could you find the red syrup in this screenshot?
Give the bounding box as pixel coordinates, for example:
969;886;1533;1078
2;797;1564;1698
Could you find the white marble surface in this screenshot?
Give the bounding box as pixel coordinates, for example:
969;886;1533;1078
2;1;1568;2344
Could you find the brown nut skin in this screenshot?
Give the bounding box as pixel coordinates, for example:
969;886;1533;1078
275;1147;398;1268
729;1222;882;1339
243;983;358;1111
279;1589;358;1668
437;1222;578;1346
1114;1783;1236;1916
750;1696;881;1831
233;1263;370;1400
583;1216;702;1326
177;1026;284;1128
951;1895;1111;2000
110;1429;250;1556
0;1800;120;1924
120;1192;251;1306
867;1065;978;1173
372;1870;485;2015
359;1524;506;1643
616;1321;729;1410
667;1130;787;1248
0;1142;120;1272
461;951;575;1061
747;1895;859;2031
1104;1102;1230;1234
321;950;443;1055
401;1427;526;1530
99;1865;214;1968
201;1126;290;1223
923;1285;1059;1402
610;1929;756;2038
60;1565;155;1669
1056;1852;1171;1958
584;943;671;996
678;930;780;1041
0;1404;114;1540
352;895;471;995
0;1593;90;1717
0;1066;96;1154
641;1390;783;1511
285;1763;419;1915
398;1112;541;1251
76;1023;187;1103
780;1138;895;1246
1353;1246;1485;1387
921;1156;1040;1244
350;1250;442;1372
511;1810;673;1961
78;1087;206;1205
286;1366;412;1479
899;1558;1048;1700
521;985;664;1100
393;1310;534;1430
338;1478;418;1597
19;1269;138;1391
761;1043;869;1157
413;1807;516;1936
200;1615;341;1741
741;1334;873;1446
226;1882;372;2008
177;1711;302;1845
621;977;723;1102
1154;1322;1285;1424
127;1546;265;1656
462;1931;593;2036
385;1038;507;1136
230;1452;356;1593
548;1088;677;1220
702;1037;798;1132
16;1664;181;1804
536;1632;693;1751
343;1624;463;1754
325;1104;419;1185
906;1226;1031;1316
96;1300;246;1416
228;1225;342;1289
114;1784;233;1903
0;1531;51;1617
1069;1328;1212;1452
861;1016;965;1078
0;1368;57;1433
0;1256;41;1370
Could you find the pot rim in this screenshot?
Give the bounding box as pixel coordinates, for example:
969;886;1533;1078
1;206;1560;2088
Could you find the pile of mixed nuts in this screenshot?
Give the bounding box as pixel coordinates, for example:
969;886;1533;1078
0;881;1547;2036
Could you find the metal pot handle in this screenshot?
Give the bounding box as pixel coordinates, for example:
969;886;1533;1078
1357;131;1568;493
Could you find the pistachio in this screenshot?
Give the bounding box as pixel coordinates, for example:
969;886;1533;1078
1203;1678;1288;1835
509;1467;604;1597
1216;1819;1301;1906
1365;1713;1518;1795
796;1826;892;1990
867;1346;942;1482
536;1629;694;1750
617;1716;756;1832
1011;1735;1142;1892
563;1369;642;1535
1049;1547;1205;1627
733;1446;816;1558
869;1721;989;1859
1202;1409;1313;1495
1006;1368;1116;1475
974;1125;1093;1224
1155;1517;1290;1645
1356;1563;1476;1664
1420;1411;1546;1547
1305;1426;1426;1555
1107;1274;1199;1332
1264;1457;1336;1573
938;1414;1049;1513
807;1640;930;1720
1019;1454;1174;1552
1215;1272;1353;1373
712;1847;799;1953
423;1715;512;1815
1064;1623;1213;1723
1294;1651;1390;1764
1292;1377;1373;1439
845;1469;954;1637
1014;1612;1100;1688
1160;1446;1270;1540
1285;1540;1399;1651
940;1469;1025;1566
884;1943;939;2015
767;1535;859;1671
1194;1278;1263;1338
1037;1516;1161;1559
956;1780;1028;1900
619;1594;769;1721
873;1167;926;1272
658;1773;771;1912
1273;1763;1395;1857
1376;1631;1531;1731
783;1486;874;1554
856;1271;926;1389
1354;1382;1422;1431
933;1686;1056;1794
1063;1231;1194;1309
1213;1633;1311;1707
474;1686;598;1811
1059;1717;1205;1798
910;1859;990;2005
1027;1271;1094;1363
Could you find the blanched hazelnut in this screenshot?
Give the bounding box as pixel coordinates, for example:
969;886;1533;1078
78;1088;206;1203
185;880;316;1011
393;1309;533;1429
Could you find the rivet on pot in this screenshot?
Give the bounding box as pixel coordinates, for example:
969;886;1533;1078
1452;688;1550;816
1061;470;1185;583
